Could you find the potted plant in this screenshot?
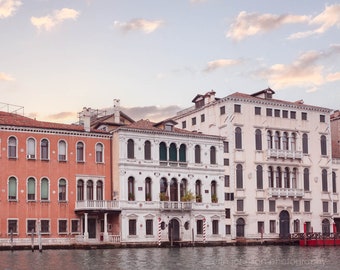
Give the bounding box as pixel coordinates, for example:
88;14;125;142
196;194;202;203
181;190;195;202
211;194;218;203
146;194;151;201
128;193;135;201
159;192;169;201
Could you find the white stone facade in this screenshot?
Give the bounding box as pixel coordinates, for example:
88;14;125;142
111;120;226;244
172;89;339;240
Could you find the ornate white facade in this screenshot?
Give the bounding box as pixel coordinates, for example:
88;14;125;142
172;89;340;240
111;119;226;244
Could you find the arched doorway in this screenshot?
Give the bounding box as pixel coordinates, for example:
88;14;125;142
279;210;290;238
236;218;245;237
168;219;180;242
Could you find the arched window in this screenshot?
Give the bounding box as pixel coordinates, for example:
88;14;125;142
96;180;103;200
284;167;290;188
194;145;201;163
95;143;104;163
268;166;274;188
159;142;167;161
236;164;243;189
195;180;202;202
128;177;135;201
41;178;49;201
276;167;282;188
255;129;262;150
8;136;17;158
58;140;67;161
8;176;17;200
320;135;327;155
302;133;308;154
86;180;93;200
292;168;297;189
211;181;217;202
145;177;152;201
236;218;245;237
76;142;84;162
41;139;49;160
180;179;187;200
170;178;178;201
210;146;216;164
59;179;67;201
235;127;242;149
274;131;280;149
169;143;177;161
179;144;186;162
256;165;263;189
27;177;36;201
27;138;36;159
282;132;288;150
322;169;328;192
291;133;296;151
303;168;310;191
267;131;273;149
144;141;151;160
160;178;168;201
127;139;134;159
77;180;84;200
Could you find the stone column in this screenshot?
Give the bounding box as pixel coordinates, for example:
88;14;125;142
103;212;109;241
84;213;89;240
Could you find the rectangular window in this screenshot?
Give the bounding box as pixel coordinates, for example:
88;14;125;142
197;220;203;234
182;121;186;129
146;219;153;236
320;115;325;123
255;107;261;115
192;117;196;126
220;106;225;115
223;141;229;153
282;110;288;118
323;201;329;213
224;175;230;187
334;202;338;214
40;220;50;234
225;193;234;201
234;104;241;113
257;200;264;212
266;108;272;116
8;219;18;234
290;111;296;119
129;219;137;235
225;208;230;218
71;220;80;233
237;199;244;212
274;109;280;117
27;220;36;234
225;225;231;235
301;112;307;120
200;114;205;122
212;220;219;234
258;221;264;233
224;159;229;166
304;201;310;212
269;200;276;212
269;220;276;233
58;220;68;234
293;201;300;212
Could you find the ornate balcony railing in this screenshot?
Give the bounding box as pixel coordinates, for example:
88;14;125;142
268;188;304;197
267;149;302;159
75;200;120;211
159;161;188;167
159;201;192;211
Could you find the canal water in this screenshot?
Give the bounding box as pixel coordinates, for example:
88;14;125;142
0;245;338;270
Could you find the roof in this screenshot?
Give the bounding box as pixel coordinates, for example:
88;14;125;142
117;119;223;139
0;111;108;134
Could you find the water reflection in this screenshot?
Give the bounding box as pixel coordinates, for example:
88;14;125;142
0;246;338;270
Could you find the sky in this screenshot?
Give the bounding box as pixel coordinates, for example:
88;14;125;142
1;0;340;124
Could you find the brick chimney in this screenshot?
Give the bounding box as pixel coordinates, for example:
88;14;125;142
114;99;120;124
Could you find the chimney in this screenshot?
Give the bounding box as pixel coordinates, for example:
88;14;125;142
113;99;120;124
82;107;91;132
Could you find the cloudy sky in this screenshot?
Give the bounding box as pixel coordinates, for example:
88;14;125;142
1;0;339;123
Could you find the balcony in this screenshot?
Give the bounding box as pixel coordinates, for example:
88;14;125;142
159;161;188;167
159;201;192;211
267;149;302;159
75;200;120;211
268;188;304;198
